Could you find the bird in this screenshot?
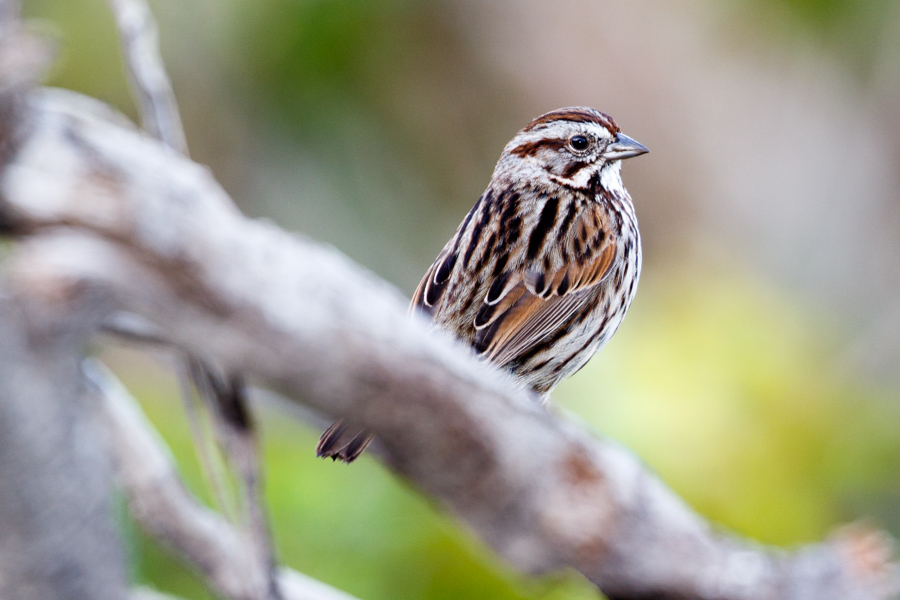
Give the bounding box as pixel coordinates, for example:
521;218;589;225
317;107;648;463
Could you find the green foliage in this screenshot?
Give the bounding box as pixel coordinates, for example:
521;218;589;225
224;0;515;207
230;0;430;132
22;0;135;118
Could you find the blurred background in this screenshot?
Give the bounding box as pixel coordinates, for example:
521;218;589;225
20;0;900;598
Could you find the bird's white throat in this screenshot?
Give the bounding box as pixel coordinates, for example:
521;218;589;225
598;161;625;196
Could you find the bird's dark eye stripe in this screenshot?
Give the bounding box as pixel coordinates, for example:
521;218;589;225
509;138;567;158
570;135;589;151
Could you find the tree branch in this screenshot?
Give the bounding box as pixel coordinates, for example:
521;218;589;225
0;88;896;600
0;255;127;600
0;0;52;167
107;0;186;154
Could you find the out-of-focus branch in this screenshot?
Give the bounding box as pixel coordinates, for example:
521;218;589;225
0;0;18;27
85;359;362;600
0;89;896;600
0;268;127;600
107;0;186;153
0;3;52;167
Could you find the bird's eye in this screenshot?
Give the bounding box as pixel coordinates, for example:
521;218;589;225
569;135;589;151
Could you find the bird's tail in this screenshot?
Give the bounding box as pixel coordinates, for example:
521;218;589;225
316;419;374;463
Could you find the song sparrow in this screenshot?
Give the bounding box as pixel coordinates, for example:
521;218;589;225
318;107;648;462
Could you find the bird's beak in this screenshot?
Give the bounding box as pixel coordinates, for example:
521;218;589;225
603;132;649;160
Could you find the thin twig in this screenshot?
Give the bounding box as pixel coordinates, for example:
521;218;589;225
107;0;187;154
177;356;240;523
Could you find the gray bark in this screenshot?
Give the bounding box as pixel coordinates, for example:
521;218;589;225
0;283;126;600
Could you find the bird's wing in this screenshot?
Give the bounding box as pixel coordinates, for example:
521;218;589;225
410;204;617;369
410;245;455;318
473;233;616;367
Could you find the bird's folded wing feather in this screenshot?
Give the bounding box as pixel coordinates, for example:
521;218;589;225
410;246;453;317
411;209;618;369
473;237;616;367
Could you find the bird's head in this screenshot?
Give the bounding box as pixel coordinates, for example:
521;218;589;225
496;107;648;191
